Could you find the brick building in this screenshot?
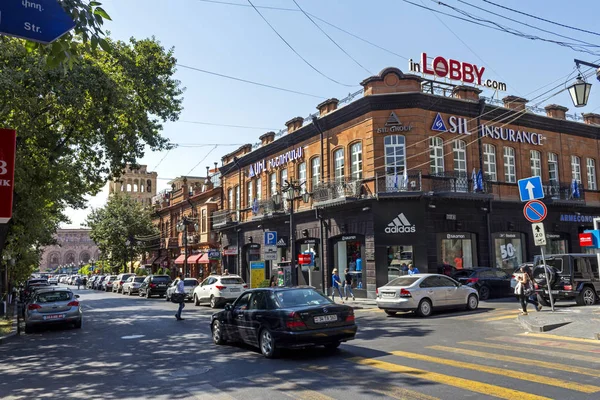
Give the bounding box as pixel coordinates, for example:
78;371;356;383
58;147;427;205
214;67;600;299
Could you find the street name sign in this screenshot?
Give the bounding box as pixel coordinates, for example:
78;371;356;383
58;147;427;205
264;231;277;246
532;223;547;246
523;200;547;223
0;0;75;44
263;245;277;261
518;176;544;202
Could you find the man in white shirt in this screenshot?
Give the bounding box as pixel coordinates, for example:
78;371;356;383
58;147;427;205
175;274;185;321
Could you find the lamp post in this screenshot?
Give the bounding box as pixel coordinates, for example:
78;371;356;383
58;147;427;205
177;216;199;278
125;239;131;273
567;59;600;107
272;180;311;286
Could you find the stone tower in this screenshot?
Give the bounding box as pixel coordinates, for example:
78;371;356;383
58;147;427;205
109;165;158;206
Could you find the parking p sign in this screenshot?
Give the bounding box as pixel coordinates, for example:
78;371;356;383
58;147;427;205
264;231;277;246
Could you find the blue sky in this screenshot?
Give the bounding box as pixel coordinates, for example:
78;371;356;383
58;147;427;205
63;0;600;227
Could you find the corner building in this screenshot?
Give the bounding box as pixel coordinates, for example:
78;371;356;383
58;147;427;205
214;67;600;299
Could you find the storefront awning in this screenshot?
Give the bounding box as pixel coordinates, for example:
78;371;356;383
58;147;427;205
154;256;167;265
174;254;186;265
198;253;210;264
188;254;202;263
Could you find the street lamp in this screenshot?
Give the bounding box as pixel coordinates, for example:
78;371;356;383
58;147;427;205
568;59;600;107
176;216;199;278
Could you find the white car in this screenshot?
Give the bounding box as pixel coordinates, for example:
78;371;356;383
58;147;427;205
166;278;198;302
48;277;59;285
121;276;146;296
193;275;247;308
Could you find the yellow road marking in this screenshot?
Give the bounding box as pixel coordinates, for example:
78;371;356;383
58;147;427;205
349;357;551;400
480;314;519;322
453;309;519;320
247;375;334;400
490;335;600;354
460;340;600;364
390;350;600;393
303;366;440;400
429;345;600;378
521;332;600;345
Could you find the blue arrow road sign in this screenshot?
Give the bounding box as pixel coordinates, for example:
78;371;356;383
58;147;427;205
518;176;544;202
523;200;547;223
264;231;277;246
0;0;75;45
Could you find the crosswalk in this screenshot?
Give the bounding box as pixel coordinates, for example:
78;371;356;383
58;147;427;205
179;332;600;400
355;306;524;323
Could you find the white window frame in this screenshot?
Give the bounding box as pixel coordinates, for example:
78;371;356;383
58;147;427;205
429;137;444;174
483;143;497;181
311;157;320;189
530;150;541;177
246;180;253;206
235;186;240;210
350;142;363;180
227;188;233;210
298;162;307;185
503;147;516;183
334;149;345;182
587;158;597;190
571;155;581;183
453;140;467;176
269;172;277;197
548;153;559;185
255;177;262;200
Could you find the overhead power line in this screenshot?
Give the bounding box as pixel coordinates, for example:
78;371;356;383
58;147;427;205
482;0;600;38
176;64;325;99
245;0;357;88
180;121;278;130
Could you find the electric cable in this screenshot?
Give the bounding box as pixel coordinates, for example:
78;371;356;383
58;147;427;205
187;145;219;175
180;121;278;130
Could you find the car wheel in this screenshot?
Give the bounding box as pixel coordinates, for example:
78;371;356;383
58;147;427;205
577;287;597;306
74;319;82;329
384;310;397;316
416;298;432;317
324;341;341;351
212;320;226;345
194;295;200;306
259;328;278;358
478;286;490;301
24;324;33;334
466;294;479;311
210;295;218;309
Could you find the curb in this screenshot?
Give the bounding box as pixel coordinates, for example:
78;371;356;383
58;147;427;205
517;315;572;332
0;303;19;345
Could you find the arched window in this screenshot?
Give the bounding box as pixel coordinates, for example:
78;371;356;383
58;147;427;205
571;155;581;183
298;162;307;185
255;177;262;200
587;158;597;190
146;179;152;192
350;142;363;180
483;144;497;181
429;137;444;174
333;148;344;182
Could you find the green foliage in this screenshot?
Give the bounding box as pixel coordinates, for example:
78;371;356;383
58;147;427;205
78;265;91;275
135;267;148;276
257;279;271;288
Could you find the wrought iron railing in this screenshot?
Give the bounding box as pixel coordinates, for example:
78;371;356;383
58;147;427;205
429;171;492;193
312;179;362;204
251;199;283;217
212;210;237;228
375;171;422;193
543;181;585;202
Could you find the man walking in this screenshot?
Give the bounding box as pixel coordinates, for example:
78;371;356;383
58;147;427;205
331;269;344;303
344;268;355;301
175;274;186;321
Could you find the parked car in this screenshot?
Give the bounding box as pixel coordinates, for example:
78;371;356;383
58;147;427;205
533;253;600;306
86;276;97;289
102;275;118;292
376;274;479;317
210;287;357;358
193;275;247;308
22;279;48;300
92;275;106;290
122;276;146;295
112;273;135;293
24;288;82;333
138;275;171;298
455;268;512;300
166;278;198;302
48;277;58;285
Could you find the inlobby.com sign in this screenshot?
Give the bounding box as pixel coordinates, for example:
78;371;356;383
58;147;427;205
408;53;507;91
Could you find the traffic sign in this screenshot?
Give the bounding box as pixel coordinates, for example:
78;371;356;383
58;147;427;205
523;200;547;223
0;0;76;45
518;176;544;202
532;223;547;246
263;245;277;261
264;231;277;246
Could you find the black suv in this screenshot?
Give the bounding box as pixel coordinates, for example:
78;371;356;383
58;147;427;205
139;275;171;298
532;253;600;306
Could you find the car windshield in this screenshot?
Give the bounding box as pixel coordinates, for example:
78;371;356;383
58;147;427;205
134;277;145;283
184;280;198;286
221;277;244;285
152;276;170;282
36;291;72;303
386;277;419;287
273;289;332;307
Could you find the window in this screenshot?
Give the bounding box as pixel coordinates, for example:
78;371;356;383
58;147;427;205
493;234;523;271
255;177;262;200
385;135;407;190
483;144;497;181
249;291;270;310
201;209;207;233
235;186;240;210
571;155;581;183
350;142;363;180
333;149;345;181
234;292;251;311
298;162;307;187
548;153;559;185
280;168;288;204
227;188;233;210
530;150;541;177
246;181;253;206
269;172;277;197
587;158;597;190
453;140;467;175
503;147;516;183
429;137;444;174
311;157;320;188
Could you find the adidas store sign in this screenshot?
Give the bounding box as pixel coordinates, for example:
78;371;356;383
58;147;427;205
385;213;416;234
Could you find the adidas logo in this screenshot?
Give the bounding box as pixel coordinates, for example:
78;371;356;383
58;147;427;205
276;238;287;247
385;213;416;234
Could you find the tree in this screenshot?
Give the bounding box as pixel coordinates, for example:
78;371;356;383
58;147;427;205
0;36;182;280
86;195;158;271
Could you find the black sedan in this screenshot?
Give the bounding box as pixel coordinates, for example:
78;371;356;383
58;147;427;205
210;287;357;358
455;267;512;300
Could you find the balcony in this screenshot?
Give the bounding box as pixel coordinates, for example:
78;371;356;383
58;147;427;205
312;179;362;207
212;210;238;229
429;171;493;196
375;171;422;197
543;181;585;203
251;199;283;219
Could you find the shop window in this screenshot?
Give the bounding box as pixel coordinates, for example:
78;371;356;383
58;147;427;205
483;144;497;181
333;149;345;182
350;142;363;180
571;155;582;183
333;237;364;289
429;137;444;174
311;157;320;189
587;158;597;190
542;236;568;255
503;147;516;183
493;233;524;272
440;235;473;270
548;153;559;185
256;177;262;200
386;245;414;283
530;150;541;177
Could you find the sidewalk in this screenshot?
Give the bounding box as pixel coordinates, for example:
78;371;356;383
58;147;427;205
517;304;600;340
330;296;377;309
0;302;19;345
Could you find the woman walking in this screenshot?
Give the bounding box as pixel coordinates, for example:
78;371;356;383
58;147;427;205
515;266;534;315
331;268;344;303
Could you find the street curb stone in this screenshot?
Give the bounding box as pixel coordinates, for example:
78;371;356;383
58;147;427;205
0;304;19;345
517;314;572;332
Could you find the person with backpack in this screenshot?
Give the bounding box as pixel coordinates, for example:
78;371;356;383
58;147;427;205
344;268;355;301
515;266;534;315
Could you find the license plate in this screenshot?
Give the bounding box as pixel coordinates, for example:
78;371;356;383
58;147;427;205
230;288;240;292
545;290;560;294
159;284;166;287
314;314;338;323
382;292;396;298
43;314;64;320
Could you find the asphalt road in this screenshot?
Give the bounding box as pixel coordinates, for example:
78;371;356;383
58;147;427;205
1;286;599;400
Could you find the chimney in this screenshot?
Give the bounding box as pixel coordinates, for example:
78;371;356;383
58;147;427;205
361;67;422;96
452;85;482;101
317;98;339;116
259;131;275;146
242;144;252;154
544;104;568;120
502;95;528;112
583;113;600;125
285;117;304;133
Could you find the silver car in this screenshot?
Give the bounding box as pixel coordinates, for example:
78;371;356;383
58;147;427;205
166;278;198;302
25;288;82;333
122;276;145;295
376;274;479;317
